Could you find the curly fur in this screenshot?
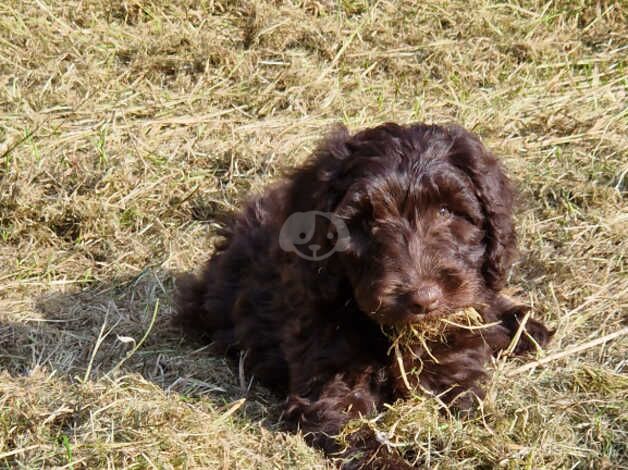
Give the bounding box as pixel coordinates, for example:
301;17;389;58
175;122;552;462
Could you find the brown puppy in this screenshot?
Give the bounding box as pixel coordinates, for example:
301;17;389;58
175;123;552;455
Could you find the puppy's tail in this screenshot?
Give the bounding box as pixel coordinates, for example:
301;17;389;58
173;266;235;349
174;271;209;334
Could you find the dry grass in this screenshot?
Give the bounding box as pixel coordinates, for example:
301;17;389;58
0;0;626;468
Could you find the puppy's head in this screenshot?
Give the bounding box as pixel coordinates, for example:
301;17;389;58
303;123;516;325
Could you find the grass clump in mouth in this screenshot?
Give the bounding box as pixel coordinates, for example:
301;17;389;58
388;307;486;393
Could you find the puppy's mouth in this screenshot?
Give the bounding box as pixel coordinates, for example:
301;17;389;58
371;307;451;327
397;302;487;327
399;309;451;325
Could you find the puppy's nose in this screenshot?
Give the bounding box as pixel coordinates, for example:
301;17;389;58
412;284;442;313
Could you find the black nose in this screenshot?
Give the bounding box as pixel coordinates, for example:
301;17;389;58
411;284;442;313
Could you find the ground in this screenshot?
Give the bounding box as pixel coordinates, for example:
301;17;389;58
0;1;626;468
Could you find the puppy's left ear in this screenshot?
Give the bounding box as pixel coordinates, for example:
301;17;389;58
447;126;516;290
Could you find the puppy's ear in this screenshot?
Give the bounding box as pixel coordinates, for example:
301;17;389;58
447;126;516;290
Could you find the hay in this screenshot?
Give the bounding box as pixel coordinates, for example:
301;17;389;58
388;307;486;391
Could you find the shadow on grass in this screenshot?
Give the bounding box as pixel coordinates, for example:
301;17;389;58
0;268;282;426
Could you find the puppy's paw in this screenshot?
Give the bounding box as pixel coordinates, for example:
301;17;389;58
512;317;554;354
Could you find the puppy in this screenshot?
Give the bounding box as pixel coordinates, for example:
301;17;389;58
176;122;552;454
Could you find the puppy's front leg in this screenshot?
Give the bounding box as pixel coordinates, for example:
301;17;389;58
283;367;385;453
491;296;554;355
285;368;420;469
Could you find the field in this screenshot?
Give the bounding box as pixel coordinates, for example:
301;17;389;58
0;0;626;468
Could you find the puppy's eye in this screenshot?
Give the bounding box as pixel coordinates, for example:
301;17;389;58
439;207;451;217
